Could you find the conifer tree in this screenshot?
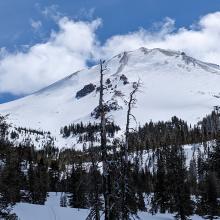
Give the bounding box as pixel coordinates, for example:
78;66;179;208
68;162;88;209
152;149;169;214
167;145;193;220
198;171;219;220
28;159;49;204
87;146;102;220
0;152;19;220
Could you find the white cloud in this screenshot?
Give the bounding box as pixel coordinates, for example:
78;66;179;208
0;17;101;94
100;12;220;65
1;11;220;95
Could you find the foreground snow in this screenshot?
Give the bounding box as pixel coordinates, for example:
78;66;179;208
13;193;206;220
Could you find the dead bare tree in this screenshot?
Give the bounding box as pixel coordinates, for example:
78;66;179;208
125;81;140;164
122;80;141;220
98;60;111;220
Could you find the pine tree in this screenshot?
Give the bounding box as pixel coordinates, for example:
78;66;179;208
166;145;193;220
188;158;198;195
48;160;60;192
68;162;88;209
197;136;220;219
28;159;49;204
152;149;169;214
87;147;102;220
198;171;219;219
0;148;20;220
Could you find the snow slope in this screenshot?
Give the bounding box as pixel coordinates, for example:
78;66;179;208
1;47;220;148
13;192;205;220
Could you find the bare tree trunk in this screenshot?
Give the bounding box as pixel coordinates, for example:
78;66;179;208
125;82;140;163
122;81;140;220
89;143;101;220
99;60;110;220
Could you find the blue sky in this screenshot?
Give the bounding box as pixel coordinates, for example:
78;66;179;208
0;0;220;103
1;0;220;48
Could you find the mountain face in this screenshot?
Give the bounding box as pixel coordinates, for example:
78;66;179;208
1;47;220;149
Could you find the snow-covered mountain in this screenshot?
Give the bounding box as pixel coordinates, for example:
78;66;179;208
1;47;220;149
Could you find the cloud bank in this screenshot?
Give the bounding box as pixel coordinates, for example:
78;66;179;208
1;11;220;95
0;18;101;94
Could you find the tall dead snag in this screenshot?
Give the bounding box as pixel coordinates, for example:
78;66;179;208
122;80;140;220
99;60;111;220
125;81;140;164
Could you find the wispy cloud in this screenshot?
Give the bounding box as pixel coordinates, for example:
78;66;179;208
77;8;96;20
30;19;42;31
41;4;63;21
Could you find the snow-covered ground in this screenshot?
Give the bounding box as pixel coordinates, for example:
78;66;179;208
13;192;206;220
1;47;220;149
